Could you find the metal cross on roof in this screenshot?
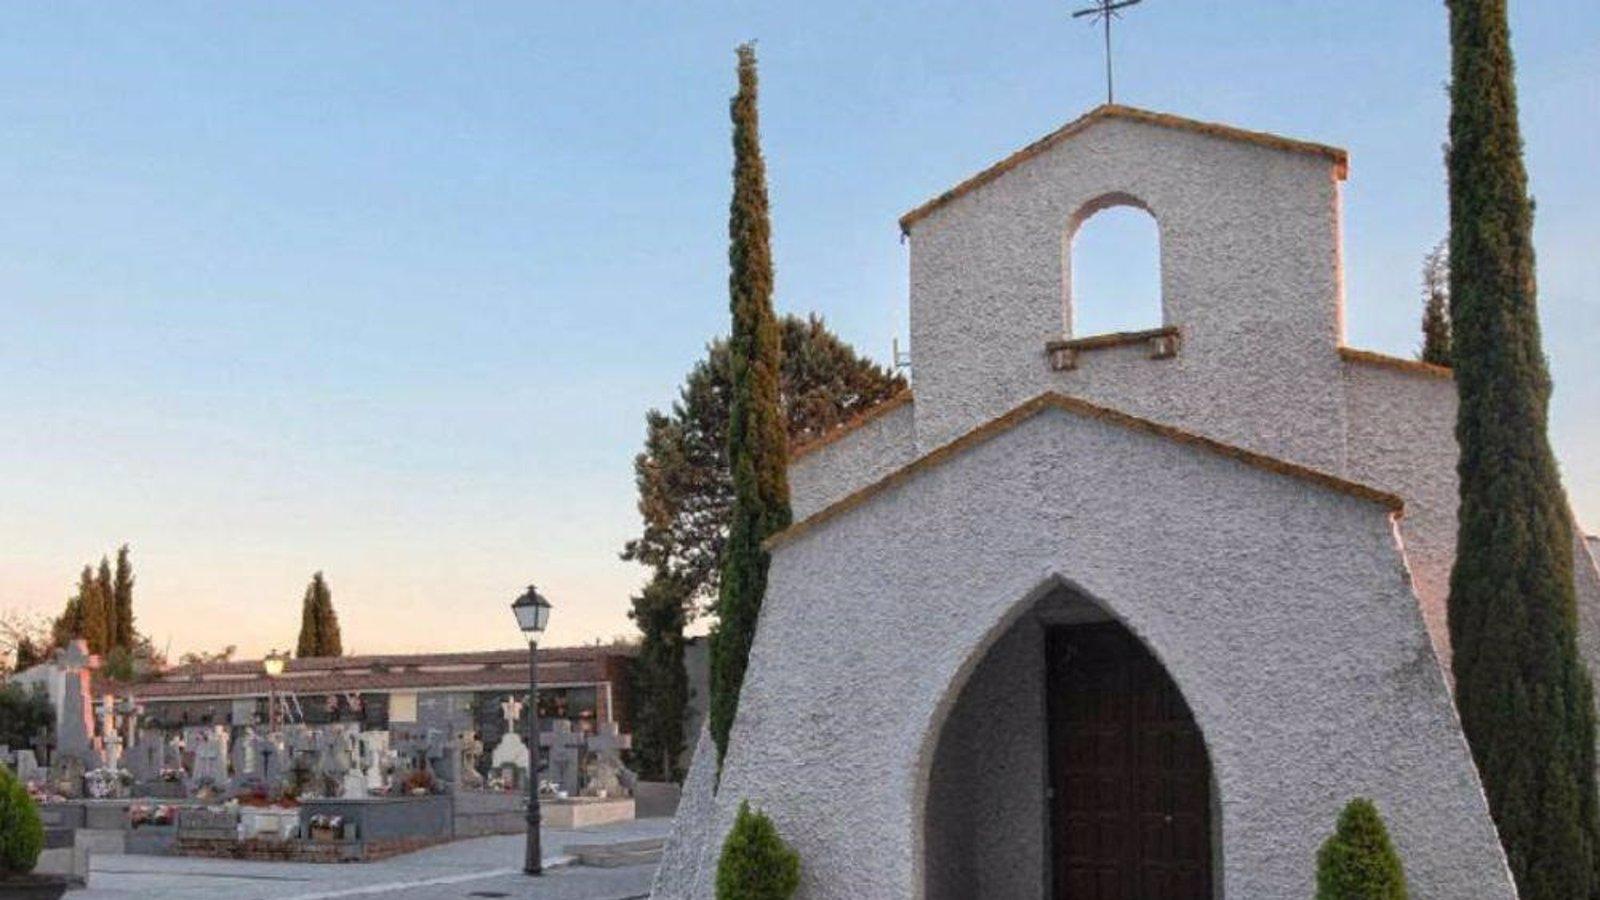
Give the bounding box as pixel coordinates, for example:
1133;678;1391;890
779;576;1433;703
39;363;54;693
1072;0;1144;105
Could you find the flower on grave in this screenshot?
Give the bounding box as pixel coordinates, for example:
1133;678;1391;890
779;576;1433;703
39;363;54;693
84;767;132;799
308;814;344;831
23;783;64;804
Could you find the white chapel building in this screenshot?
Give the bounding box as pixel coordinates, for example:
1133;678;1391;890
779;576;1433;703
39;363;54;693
653;105;1600;899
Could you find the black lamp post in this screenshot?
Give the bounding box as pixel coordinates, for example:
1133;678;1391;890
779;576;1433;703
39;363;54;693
262;650;287;799
511;584;552;876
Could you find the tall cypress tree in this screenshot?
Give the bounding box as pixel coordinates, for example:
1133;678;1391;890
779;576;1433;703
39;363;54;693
112;544;135;652
317;576;343;657
630;567;690;781
296;572;342;658
89;554;112;650
1445;1;1600;896
708;42;791;770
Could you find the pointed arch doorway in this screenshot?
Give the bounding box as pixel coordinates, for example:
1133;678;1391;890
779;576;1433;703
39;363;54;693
1048;623;1212;898
921;589;1215;899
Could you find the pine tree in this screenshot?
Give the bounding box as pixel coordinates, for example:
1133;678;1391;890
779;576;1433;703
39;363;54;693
296;572;343;658
708;43;791;770
1419;241;1452;366
1445;1;1600;896
629;568;690;781
624;315;905;614
112;544;135;652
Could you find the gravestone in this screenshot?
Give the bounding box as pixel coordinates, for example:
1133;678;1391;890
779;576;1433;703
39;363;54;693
187;725;230;793
489;696;531;780
582;723;635;798
339;729;367;798
539;720;587;797
177;807;238;841
163;732;183;770
455;730;485;789
126;736;162;784
232;727;261;778
53;642;97;769
14;750;42;785
358;730;389;793
424;728;452;783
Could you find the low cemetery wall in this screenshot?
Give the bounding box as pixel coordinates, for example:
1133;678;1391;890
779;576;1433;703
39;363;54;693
542;797;635;830
633;781;681;819
299;795;454;842
452;790;525;837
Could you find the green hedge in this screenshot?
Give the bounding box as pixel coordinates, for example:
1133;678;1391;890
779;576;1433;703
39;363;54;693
0;765;43;875
1316;798;1407;899
716;800;799;900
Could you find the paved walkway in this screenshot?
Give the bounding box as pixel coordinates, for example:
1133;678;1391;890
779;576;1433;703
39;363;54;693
75;819;669;900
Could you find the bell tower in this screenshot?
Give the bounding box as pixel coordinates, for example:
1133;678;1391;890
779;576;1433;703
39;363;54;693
900;105;1351;472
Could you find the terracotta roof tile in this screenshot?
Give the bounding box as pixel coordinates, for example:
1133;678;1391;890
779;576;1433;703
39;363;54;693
1338;347;1453;379
767;391;1402;551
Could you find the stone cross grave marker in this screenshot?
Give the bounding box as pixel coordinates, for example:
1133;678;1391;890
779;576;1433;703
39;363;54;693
539;720;587;796
54;642;96;767
582;723;634;797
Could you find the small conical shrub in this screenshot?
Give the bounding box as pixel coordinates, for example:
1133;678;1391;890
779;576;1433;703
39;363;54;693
0;766;43;875
716;800;800;900
1316;798;1407;900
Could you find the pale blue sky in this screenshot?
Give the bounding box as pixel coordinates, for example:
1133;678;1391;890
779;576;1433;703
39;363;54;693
1;2;1595;658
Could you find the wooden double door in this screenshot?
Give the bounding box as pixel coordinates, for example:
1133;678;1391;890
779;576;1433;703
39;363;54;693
1047;624;1213;899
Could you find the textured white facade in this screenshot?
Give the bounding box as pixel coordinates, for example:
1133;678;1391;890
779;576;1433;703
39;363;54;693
650;106;1586;898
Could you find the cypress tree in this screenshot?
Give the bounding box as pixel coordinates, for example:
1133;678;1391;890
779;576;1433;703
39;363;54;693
75;564;110;655
317;575;342;657
1419;241;1452;367
708;42;791;770
93;557;114;652
630;567;691;781
296;572;342;658
1445;1;1600;896
112;544;135;652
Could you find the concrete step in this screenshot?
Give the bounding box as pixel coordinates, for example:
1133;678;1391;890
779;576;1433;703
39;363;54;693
562;836;666;868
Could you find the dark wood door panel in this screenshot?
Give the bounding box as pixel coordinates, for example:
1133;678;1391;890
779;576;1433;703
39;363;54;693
1048;624;1212;900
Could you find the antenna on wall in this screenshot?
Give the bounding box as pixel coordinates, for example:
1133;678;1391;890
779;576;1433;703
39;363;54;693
1071;0;1144;105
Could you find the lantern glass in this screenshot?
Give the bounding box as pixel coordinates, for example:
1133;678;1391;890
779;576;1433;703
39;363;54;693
263;651;286;678
512;585;552;635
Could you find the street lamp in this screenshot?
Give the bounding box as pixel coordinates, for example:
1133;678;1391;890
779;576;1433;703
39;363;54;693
263;650;287;731
511;585;552;876
262;649;288;798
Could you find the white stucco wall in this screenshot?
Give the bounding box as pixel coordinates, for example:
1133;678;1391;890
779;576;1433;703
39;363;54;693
1340;360;1461;670
788;398;917;521
1341;357;1600;773
906;115;1348;472
653;406;1513;899
923;609;1048;900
